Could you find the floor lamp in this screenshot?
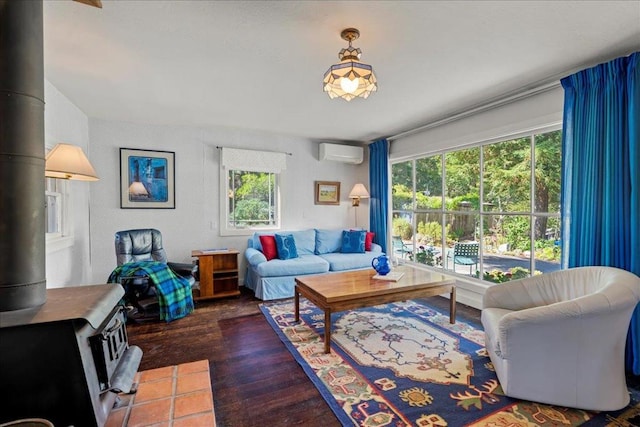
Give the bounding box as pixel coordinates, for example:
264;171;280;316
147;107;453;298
349;183;369;228
45;143;99;181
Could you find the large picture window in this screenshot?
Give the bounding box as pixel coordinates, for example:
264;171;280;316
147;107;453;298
391;129;562;283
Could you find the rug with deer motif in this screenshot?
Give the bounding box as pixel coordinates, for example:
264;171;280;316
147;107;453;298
260;298;640;427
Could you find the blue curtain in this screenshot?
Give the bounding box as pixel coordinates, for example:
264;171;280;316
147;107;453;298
560;52;640;373
369;139;389;253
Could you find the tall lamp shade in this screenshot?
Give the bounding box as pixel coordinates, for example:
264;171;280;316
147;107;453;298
45;143;99;181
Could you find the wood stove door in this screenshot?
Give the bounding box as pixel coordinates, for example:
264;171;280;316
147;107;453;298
90;306;129;391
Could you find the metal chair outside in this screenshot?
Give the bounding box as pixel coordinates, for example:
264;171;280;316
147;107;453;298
392;235;413;259
447;241;479;274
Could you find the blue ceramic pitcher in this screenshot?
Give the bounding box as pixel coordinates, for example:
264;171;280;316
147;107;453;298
371;253;391;275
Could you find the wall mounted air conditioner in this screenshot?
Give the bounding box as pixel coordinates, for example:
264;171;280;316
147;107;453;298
318;143;364;164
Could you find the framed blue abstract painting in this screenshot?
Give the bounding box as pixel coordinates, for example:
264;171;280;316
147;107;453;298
119;148;175;209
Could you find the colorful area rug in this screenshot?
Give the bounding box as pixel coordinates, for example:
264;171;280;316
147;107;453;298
260;298;640;427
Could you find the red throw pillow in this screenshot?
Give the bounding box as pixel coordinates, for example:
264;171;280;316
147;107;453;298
259;235;278;261
365;231;375;251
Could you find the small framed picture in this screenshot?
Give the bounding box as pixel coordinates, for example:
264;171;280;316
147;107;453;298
120;148;175;209
314;181;340;205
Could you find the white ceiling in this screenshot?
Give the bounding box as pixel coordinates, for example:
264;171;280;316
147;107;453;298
43;0;640;143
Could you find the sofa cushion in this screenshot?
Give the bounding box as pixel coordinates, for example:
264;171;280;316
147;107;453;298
320;251;379;272
275;234;298;260
259;235;278;261
341;230;365;253
255;255;330;277
315;229;343;254
251;229;316;254
290;229;316;255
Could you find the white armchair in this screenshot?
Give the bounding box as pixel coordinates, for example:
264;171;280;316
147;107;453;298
481;266;640;411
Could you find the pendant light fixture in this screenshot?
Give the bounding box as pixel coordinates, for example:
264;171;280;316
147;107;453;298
323;28;377;101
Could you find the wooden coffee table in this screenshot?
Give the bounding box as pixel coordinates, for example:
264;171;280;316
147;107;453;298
294;265;456;353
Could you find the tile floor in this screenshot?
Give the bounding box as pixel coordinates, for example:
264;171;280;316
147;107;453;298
105;360;216;427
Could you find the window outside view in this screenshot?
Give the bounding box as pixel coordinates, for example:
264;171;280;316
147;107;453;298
391;129;562;283
45;177;63;236
226;170;278;230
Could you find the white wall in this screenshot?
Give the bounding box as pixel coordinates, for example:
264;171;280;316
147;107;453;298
44;81;93;287
88;120;369;284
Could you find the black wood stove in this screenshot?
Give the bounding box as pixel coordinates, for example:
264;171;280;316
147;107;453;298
0;284;142;426
0;2;140;425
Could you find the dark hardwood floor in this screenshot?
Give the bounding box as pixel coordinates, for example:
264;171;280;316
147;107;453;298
126;287;481;426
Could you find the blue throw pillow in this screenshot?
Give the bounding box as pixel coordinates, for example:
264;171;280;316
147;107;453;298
275;234;299;260
341;230;365;253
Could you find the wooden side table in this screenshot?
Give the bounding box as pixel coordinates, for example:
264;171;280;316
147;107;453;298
191;249;240;301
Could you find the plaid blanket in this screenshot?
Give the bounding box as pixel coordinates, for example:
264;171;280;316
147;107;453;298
108;261;194;322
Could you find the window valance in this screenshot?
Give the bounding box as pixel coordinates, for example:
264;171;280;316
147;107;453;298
220;147;287;173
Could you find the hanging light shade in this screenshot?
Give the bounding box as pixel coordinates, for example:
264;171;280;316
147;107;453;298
45;143;99;181
323;28;377;101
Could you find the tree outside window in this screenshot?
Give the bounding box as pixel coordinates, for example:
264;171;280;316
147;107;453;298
391;129;562;283
226;170;278;230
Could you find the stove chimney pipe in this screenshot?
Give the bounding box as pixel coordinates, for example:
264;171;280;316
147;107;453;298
0;0;47;311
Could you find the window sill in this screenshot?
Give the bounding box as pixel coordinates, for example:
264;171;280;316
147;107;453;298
46;235;74;253
220;227;280;237
400;261;489;309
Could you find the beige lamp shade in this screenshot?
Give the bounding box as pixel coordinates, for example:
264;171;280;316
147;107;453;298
45;143;99;181
349;183;369;206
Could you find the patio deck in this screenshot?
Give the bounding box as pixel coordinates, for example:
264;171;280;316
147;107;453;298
395;240;561;277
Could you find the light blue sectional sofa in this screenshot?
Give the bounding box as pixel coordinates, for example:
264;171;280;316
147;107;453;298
244;228;382;300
